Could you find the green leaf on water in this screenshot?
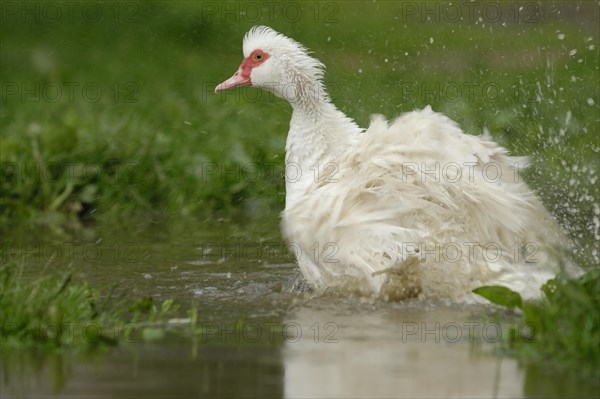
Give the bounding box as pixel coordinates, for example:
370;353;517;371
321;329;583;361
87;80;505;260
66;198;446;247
473;285;523;309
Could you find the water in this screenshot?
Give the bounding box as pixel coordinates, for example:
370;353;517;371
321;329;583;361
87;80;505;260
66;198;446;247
1;218;597;398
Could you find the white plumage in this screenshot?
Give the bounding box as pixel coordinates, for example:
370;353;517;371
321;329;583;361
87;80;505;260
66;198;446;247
216;26;574;301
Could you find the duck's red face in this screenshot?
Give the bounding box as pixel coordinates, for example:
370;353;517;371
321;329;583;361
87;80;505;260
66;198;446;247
215;49;270;93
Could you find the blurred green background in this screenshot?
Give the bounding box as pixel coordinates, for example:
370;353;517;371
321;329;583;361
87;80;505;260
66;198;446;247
1;1;598;265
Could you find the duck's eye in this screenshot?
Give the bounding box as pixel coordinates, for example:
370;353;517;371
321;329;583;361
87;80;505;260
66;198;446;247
253;53;263;62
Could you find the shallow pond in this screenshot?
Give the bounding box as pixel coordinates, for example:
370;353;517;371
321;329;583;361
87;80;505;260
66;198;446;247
1;219;597;398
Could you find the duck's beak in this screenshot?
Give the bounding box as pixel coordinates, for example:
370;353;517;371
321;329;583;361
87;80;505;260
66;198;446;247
215;66;251;93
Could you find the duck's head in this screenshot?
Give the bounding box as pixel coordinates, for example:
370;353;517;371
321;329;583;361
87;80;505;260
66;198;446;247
215;26;327;104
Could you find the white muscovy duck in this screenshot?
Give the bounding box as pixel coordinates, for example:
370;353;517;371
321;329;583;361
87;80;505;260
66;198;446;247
215;26;573;301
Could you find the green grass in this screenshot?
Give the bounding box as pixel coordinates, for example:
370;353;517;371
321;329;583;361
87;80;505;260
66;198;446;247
0;259;183;349
0;262;116;349
474;270;600;378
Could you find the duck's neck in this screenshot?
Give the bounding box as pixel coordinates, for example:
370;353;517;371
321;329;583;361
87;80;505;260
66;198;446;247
284;83;362;209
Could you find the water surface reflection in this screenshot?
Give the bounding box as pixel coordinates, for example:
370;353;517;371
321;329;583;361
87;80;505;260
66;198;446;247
284;302;521;398
1;220;597;398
